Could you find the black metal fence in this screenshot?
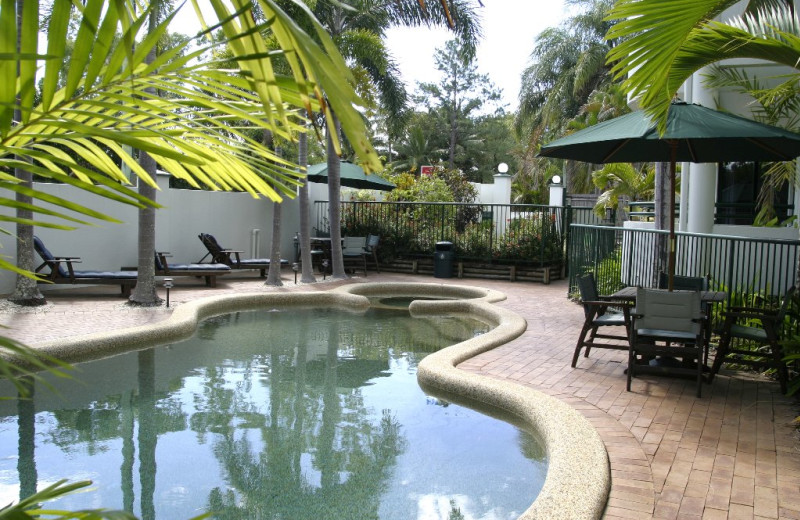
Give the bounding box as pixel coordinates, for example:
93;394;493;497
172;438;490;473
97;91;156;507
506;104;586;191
313;201;600;267
568;224;800;303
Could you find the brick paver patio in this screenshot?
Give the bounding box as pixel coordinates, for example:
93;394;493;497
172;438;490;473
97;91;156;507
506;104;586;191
1;271;798;519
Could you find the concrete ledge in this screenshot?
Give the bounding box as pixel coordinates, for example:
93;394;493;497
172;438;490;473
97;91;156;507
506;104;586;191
411;298;610;519
26;291;369;364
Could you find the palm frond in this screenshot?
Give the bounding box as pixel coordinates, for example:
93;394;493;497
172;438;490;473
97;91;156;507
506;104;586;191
606;0;741;128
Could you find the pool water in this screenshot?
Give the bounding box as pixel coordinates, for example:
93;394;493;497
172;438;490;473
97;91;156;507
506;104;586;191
0;306;547;519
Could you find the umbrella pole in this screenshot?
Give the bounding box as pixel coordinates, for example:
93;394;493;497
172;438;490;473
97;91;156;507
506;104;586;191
668;141;677;291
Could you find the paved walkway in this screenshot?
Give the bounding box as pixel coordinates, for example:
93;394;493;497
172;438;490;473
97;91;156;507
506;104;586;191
1;271;798;519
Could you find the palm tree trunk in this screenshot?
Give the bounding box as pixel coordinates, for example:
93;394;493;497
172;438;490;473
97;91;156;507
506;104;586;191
264;128;284;286
654;161;670;280
298;131;316;283
266;199;284;286
129;7;161;306
9;0;44;306
130;153;160;305
327;117;346;279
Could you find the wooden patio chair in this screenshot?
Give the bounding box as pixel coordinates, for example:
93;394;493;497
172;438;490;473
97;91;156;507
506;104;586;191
628;288;706;398
658;272;713;365
709;286;796;394
342;236;368;276
572;273;632;367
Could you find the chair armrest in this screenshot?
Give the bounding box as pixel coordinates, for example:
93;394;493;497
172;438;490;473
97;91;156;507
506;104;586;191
53;256;82;262
583;300;633;308
723;307;778;320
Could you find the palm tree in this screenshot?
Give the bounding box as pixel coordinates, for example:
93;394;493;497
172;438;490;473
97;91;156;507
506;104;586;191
8;0;44;306
1;0;381;296
606;0;797;127
130;1;169;306
297;130;316;283
0;0;383;510
591;163;655;218
515;0;618;198
304;0;482;278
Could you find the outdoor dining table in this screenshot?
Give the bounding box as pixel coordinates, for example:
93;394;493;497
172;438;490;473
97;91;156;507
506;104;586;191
607;286;727;304
608;286;728;370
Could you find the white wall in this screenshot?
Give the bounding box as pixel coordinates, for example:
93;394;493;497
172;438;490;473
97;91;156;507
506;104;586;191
0;174;300;294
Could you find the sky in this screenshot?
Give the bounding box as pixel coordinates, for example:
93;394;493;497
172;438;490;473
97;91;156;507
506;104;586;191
384;1;568;111
170;1;570;111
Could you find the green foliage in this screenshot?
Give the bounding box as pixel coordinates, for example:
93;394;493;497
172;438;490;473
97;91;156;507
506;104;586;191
492;214;563;265
592;163;656;218
385;173;454;203
515;0;620;197
590;249;623;296
341;202;564;267
0;479;157;520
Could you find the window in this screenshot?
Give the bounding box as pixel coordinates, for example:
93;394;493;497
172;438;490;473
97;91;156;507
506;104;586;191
716;162;791;225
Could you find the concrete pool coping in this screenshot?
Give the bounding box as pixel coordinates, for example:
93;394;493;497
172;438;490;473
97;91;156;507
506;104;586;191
16;282;610;519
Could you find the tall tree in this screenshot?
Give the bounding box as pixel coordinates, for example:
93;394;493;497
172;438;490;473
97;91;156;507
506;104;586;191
265;130;285;286
0;0;381;290
129;2;167;306
515;0;618;196
415;38;503;176
8;1;44;305
304;0;482;278
297;130;316;283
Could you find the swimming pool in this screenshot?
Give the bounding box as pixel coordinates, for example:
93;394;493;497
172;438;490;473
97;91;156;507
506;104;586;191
0;299;547;518
0;282;610;519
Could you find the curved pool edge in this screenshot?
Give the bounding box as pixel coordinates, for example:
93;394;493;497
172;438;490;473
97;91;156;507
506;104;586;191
411;298;611;520
332;280;507;304
19;282;611;519
25;291;370;364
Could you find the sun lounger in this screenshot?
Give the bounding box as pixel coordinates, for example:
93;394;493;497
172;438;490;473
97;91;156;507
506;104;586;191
121;253;232;288
198;233;287;277
154;252;231;287
33;236;138;297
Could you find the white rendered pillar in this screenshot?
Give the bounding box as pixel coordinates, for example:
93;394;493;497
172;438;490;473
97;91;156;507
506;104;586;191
685;69;717;235
493;173;512;205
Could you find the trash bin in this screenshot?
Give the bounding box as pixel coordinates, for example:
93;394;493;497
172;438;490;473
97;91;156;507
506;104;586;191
434;241;454;278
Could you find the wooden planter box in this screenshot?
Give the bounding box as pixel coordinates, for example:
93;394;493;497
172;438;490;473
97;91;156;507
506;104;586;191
376;258;563;284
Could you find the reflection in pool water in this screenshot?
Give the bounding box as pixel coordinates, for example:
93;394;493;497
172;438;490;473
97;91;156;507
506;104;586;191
0;306;547;519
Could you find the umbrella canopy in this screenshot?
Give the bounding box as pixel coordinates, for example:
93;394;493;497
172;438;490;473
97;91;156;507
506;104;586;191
539;102;800;163
538;101;800;289
306;161;395;191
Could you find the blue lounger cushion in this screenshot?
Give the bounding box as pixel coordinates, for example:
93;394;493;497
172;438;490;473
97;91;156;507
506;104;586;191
71;270;138;279
154;253;231;273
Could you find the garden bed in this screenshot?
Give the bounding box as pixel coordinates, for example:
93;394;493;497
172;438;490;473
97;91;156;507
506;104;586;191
376;258;564;284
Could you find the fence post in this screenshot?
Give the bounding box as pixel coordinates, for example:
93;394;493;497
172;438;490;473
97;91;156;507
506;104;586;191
564;205;572;277
726;239;737;298
488;204;494;262
440;204;446;242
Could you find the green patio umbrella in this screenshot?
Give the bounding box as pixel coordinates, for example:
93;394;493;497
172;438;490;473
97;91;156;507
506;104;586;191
538;101;800;289
306;161;395;191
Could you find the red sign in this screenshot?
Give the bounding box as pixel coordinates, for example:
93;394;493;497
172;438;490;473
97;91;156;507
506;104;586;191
420;165;434;175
